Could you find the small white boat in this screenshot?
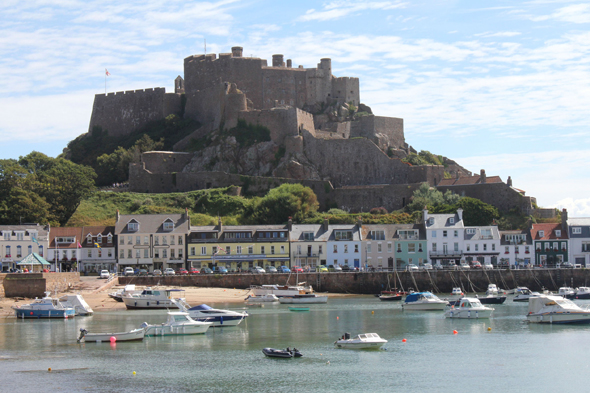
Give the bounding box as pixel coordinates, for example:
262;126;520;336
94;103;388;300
486;284;500;296
250;283;315;298
59;294;94;316
109;284;140;302
513;288;541;302
245;294;279;303
77;327;146;342
445;297;494;319
334;333;387;349
402;292;448;311
278;294;328;304
452;287;463;296
122;288;184;309
173;299;248;327
12;292;76;318
142;312;212;336
527;295;590;324
574;287;590;299
558;287;575;299
507;286;528;295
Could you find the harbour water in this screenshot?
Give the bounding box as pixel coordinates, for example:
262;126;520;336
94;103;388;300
1;296;589;392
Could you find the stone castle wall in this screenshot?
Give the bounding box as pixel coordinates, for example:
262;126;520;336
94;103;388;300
88;88;181;137
237;107;315;146
332;183;423;212
141;151;193;173
436;182;534;213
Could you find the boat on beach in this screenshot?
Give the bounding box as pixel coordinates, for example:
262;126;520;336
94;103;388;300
444;297;494;319
402;292;448;311
278;294;328;304
244;294;279;303
173;299;248;327
108;284;140;302
334;332;387;349
12;292;76;318
527;295;590;324
122;288;184;309
250;283;315;297
77;327;146;342
59;294;94;316
142;312;212;336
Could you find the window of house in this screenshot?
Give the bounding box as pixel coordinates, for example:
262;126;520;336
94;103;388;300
344;245;348;253
429;218;434;225
87;234;92;244
260;246;265;254
127;249;132;258
454;243;459;251
539;231;544;238
303;232;314;241
249;246;254;254
39;246;43;257
178;236;183;245
335;231;353;241
450;218;454;224
237;246;242;254
475;244;479;251
179;249;183;258
170;237;175;245
418;243;423;252
97;234;102;243
333;244;338;253
108;249;112;258
162;236;168;245
136;236;140;245
120;237;124;245
280;245;285;253
171;249;175;258
367;243;371;253
397;243;402;252
3;232;10;241
408;243;416;253
432;243;437;252
443;231;448;237
163;220;174;231
371;231;385;240
525;246;529;253
467;244;471;251
545;243;550;251
120;249;124;258
561;242;567;251
162;249;168;258
387;243;392;253
553;242;558;250
127;222;138;232
319;245;323;254
483;244;487;251
107;234;113;244
87;249;92;258
16;246;22;258
454;230;458;237
432;231;436;238
271;246;276;255
154;236;159;245
466;228;476;234
536;243;541;250
377;243;382;253
492;244;495;251
572;227;582;234
555;230;561;237
226;246;231;254
144;249;148;258
212;246;218;255
134;249;139;258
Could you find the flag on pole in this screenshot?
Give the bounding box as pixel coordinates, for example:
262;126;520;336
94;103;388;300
77;242;82;248
32;237;39;244
94;243;101;248
105;69;111;76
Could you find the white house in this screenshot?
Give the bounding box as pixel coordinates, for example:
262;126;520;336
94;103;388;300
424;209;465;268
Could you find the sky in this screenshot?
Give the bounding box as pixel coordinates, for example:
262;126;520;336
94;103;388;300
1;0;589;216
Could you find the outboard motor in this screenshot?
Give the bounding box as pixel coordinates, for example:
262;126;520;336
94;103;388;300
344;332;351;340
77;328;88;342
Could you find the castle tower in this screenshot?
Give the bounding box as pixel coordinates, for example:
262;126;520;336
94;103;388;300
272;54;284;67
231;46;243;57
480;169;487;184
174;76;185;94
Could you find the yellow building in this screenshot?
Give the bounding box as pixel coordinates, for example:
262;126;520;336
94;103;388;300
187;222;290;271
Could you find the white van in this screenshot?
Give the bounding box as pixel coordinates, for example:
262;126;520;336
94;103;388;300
124;267;135;276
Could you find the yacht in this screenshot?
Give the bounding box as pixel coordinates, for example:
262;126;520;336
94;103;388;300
142;312;212;336
574;287;590;299
12;292;76;318
334;333;387;349
173;299;248;327
558;287;575;300
250;283;315;297
445;297;494;319
513;288;541;302
402;292;448;311
122;288;184;309
527;295;590;324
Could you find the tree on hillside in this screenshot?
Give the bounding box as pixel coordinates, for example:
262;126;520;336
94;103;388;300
406;182;460;212
456;197;500;226
245;183;319;224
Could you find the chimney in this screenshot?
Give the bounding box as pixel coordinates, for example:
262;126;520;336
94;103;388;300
288;217;293;231
116;210;120;222
286;59;292;68
423;207;429;223
480;169;486;184
323;218;329;232
562;208;568;232
456;171;460;179
507;176;512;187
217;217;223;232
357;216;362;228
457;208;463;222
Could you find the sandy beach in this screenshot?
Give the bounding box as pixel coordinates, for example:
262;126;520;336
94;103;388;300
0;277;353;317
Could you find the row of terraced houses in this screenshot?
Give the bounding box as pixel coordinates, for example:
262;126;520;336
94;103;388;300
1;209;589;274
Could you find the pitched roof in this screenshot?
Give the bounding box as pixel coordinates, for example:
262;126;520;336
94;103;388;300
49;227;84;248
115;213;189;234
530;223;568;240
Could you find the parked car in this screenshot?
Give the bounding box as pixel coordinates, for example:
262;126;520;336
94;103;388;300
471;261;482;269
459;262;471;270
153;269;162;276
406;264;419;271
341;265;352;272
483;262;493;270
100;270;110;279
328;264;342;272
212;266;228;274
421;263;433;270
188;268;200;274
249;266;266;274
278;266;291;273
124;267;135;276
316;265;329;272
560;262;574;269
164;268;176;276
200;267;213;274
138;269;149;276
434;263;444;270
265;266;278;274
291;266;304;273
177;268;189;275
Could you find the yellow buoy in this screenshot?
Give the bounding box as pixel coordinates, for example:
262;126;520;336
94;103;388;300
371;311;374;314
133;371;136;375
48;367;52;372
488;327;492;331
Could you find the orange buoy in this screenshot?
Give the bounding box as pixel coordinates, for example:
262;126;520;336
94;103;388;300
336;316;339;320
402;338;407;343
453;330;458;335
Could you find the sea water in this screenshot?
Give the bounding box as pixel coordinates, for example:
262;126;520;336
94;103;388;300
0;296;589;392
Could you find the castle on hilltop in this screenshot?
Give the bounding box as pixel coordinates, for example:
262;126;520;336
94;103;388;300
87;46;535;214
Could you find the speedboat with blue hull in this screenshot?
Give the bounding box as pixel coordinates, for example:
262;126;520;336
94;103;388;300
173;299;248;327
12;292;76;318
402;292;448;311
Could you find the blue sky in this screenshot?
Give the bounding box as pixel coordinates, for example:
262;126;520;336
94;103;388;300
1;0;589;215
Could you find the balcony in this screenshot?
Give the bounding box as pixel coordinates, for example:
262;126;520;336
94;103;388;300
429;250;463;258
295;253;320;258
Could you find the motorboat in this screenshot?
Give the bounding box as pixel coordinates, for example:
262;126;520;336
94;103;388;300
527;295;590;324
402;292;448;311
334;333;387;349
141;312;212;336
245;294;279;303
278;294;328;304
122;288;184;309
262;347;302;358
512;288;541;302
173;299;248;327
250;283;315;297
507;286;528;295
444;297;494;319
558;287;575;300
12;292;76;318
58;294;94;316
477;293;507;305
289;307;309;312
108;284;140;302
574;287;590;299
452;287;464;296
486;284;502;296
77;327;145;342
379;293;403;301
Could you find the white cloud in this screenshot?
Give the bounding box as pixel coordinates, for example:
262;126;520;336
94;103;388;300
555;197;590;217
475;31;522;37
297;1;407;22
529;3;590;23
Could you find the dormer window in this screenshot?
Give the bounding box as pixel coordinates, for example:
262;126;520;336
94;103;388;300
163;219;174;231
127;220;139;232
555;230;561;237
87;234;92;243
429;218;434;225
97;234;102;243
449;218;455;224
538;231;544;238
107;234;113;243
